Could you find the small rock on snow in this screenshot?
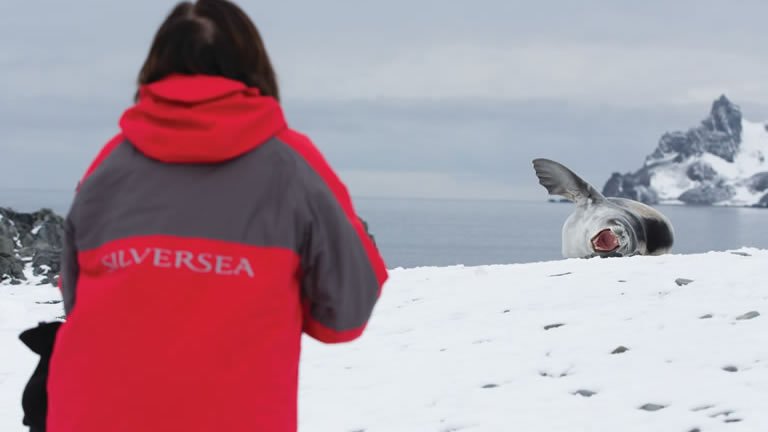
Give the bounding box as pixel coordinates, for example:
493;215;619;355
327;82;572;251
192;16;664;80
675;278;694;286
544;323;566;331
699;314;714;319
722;366;739;373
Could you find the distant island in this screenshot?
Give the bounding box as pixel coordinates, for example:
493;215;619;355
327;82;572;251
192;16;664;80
602;95;768;208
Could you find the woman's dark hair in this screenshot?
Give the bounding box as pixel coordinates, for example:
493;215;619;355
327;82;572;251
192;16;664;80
136;0;279;101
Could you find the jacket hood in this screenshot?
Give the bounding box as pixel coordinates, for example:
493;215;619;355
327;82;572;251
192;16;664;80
119;75;286;163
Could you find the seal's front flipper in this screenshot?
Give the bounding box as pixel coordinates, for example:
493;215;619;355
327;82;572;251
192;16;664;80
532;158;605;205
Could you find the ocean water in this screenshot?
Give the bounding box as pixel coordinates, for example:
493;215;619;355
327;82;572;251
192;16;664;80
1;189;766;269
355;198;768;268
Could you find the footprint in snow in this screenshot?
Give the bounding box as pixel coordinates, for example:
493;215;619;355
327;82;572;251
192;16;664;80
639;403;667;412
690;404;716;412
548;272;573;277
709;409;743;423
736;311;760;320
611;346;630;355
539;369;571;378
442;426;473;432
573;389;597;398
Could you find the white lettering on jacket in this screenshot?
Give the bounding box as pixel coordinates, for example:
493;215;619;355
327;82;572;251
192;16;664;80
101;248;255;278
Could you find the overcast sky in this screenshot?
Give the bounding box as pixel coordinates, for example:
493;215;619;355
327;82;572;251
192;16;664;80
2;0;768;203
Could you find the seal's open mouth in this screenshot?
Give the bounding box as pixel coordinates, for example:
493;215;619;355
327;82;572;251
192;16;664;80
591;229;619;252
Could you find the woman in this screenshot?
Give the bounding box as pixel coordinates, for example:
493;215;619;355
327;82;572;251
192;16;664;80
46;1;388;431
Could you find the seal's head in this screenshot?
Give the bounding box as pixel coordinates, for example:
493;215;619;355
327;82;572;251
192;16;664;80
590;218;638;257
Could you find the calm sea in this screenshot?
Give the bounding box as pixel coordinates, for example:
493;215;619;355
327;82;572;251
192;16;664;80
1;189;766;268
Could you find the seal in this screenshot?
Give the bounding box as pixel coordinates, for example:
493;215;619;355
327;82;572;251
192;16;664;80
532;158;674;258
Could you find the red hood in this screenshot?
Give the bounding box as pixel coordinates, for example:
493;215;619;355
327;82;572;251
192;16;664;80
119;75;287;163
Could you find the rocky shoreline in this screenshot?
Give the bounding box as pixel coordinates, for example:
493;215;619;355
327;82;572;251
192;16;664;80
0;207;63;286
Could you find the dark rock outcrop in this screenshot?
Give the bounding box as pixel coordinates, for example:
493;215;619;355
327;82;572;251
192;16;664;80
747;172;768;192
686;161;718;182
0;208;64;285
678;184;735;205
0;255;25;282
756;193;768;208
602;168;659;204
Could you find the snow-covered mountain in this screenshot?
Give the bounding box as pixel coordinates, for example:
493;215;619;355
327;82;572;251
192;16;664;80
603;96;768;207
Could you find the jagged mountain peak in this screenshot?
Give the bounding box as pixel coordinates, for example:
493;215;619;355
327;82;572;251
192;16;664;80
603;96;768;208
703;94;742;141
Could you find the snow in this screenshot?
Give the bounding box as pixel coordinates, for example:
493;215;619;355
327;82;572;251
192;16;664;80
650;165;696;200
3;251;768;432
733;120;768;179
0;269;60;430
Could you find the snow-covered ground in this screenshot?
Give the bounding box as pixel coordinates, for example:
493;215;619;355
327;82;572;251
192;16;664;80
3;250;768;431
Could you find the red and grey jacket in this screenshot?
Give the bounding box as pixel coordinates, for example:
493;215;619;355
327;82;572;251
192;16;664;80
48;75;388;432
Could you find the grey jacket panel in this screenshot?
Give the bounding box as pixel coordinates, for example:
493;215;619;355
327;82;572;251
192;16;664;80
291;150;380;332
65;137;380;331
72;139;303;253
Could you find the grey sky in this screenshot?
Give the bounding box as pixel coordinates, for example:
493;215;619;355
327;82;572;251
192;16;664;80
2;0;768;202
